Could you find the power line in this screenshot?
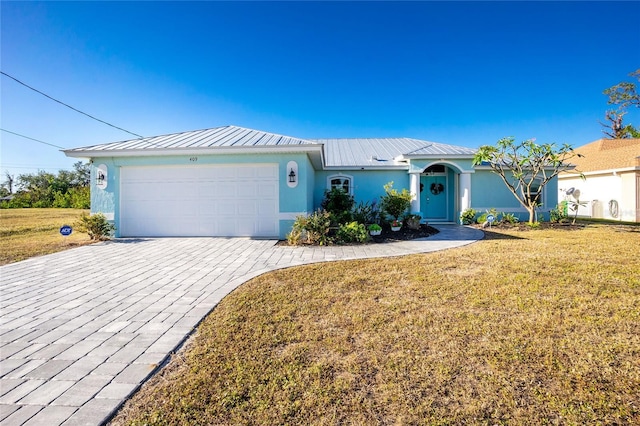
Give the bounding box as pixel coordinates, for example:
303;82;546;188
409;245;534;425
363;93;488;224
1;70;144;139
1;128;66;149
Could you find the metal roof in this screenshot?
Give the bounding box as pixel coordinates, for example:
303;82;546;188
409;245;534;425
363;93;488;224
64;126;477;169
312;137;476;168
64;125;319;153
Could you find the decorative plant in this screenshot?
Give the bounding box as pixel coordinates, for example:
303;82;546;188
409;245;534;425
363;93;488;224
336;221;369;244
460;208;477;225
404;213;422;230
391;219;402;228
321;187;354;225
379;181;412;223
367;224;382;232
501;212;519;224
352;199;379;225
287;209;332;245
75;212;115;241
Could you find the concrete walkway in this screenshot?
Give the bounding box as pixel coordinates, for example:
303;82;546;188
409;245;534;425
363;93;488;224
0;225;483;425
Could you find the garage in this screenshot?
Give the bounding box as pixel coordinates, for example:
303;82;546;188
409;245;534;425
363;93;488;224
120;164;279;237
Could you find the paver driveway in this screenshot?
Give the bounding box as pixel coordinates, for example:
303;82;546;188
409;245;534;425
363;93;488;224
0;225;483;425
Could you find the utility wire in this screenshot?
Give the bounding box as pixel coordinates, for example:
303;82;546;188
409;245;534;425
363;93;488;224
1;128;66;149
1;71;144;139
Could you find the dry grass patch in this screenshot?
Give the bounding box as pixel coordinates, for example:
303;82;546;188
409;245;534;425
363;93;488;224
112;225;640;425
0;208;93;265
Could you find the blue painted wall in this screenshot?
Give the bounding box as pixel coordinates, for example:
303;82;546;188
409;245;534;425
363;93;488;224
90;153;312;238
313;169;409;210
471;169;558;221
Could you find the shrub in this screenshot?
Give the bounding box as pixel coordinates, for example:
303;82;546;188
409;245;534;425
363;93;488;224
75;212;115;240
336;221;369;244
352;199;379;225
321;188;354;225
501;212;519;224
549;205;568;223
460;208;477;225
287;209;332;246
380;182;412;222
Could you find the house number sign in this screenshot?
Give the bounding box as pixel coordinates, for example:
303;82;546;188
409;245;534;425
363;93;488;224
189;157;198;162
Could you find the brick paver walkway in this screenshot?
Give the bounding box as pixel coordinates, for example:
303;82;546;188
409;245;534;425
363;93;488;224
0;225;483;425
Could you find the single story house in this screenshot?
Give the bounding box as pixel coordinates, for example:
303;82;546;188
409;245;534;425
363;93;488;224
558;138;640;222
64;125;560;238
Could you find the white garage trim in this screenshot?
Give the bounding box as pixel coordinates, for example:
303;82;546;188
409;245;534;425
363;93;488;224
120;164;279;237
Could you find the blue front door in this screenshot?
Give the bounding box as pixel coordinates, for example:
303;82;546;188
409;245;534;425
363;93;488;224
421;175;448;221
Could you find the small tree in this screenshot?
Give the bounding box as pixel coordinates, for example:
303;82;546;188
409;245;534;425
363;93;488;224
379;181;412;222
473;137;582;224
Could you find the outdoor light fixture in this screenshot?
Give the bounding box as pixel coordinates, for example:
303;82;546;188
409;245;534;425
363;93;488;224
286;160;298;188
96;164;108;190
96;170;106;186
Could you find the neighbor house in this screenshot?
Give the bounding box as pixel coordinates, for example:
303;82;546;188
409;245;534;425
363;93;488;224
558;138;640;222
64;125;561;238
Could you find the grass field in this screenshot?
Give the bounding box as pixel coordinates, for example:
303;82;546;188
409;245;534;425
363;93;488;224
111;224;640;425
0;208;93;265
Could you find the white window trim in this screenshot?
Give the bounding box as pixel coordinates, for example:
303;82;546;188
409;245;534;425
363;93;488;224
327;174;354;195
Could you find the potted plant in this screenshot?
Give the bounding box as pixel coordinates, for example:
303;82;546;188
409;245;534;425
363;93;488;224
380;181;412;229
390;219;402;231
368;223;382;236
405;214;422;230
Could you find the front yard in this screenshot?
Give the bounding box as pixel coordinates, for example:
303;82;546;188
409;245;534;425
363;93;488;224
0;208;92;265
111;224;640;425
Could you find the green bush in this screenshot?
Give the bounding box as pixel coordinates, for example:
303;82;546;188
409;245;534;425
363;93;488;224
549;204;568;223
321;188;354;225
75;212;115;240
460;208;477;225
287;209;332;246
501;212;519;224
352;200;379;225
380;182;412;222
336;221;369;244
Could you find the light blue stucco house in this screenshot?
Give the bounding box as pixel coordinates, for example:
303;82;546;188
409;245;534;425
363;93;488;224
64;125;559;238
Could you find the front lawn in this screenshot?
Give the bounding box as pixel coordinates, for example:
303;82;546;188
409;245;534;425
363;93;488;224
0;208;92;265
112;224;639;425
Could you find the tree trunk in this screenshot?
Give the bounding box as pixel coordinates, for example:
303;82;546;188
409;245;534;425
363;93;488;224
527;206;536;224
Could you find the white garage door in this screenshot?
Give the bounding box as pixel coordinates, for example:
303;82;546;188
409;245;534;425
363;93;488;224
120;164;279;237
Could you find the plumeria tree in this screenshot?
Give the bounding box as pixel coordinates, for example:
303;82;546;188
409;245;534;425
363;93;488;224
473;137;583;224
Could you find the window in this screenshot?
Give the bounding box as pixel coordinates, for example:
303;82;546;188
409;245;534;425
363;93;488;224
328;175;353;194
525;179;543;205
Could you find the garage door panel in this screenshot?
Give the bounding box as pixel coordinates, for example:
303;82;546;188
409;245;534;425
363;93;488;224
120;164;279;237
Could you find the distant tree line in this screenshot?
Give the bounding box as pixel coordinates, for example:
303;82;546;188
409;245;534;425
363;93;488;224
0;161;90;209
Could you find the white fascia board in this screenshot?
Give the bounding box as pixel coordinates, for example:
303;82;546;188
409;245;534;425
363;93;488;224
63;144;324;158
474;164;575;172
397;154;476;161
560;166;640;178
322;165;409;171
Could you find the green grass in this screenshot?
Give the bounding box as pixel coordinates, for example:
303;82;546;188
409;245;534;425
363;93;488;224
0;208;93;265
111;224;640;425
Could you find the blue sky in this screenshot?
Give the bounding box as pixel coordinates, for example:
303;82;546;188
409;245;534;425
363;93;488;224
2;1;639;180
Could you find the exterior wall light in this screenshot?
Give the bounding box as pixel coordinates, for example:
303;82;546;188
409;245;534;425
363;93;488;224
96;170;106;186
96;164;108;190
286;161;298;188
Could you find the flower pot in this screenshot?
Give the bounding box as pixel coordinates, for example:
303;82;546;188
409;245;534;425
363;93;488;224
369;230;381;236
391;226;401;232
